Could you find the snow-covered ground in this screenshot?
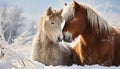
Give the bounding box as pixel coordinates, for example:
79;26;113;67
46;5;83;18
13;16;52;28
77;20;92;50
0;32;120;69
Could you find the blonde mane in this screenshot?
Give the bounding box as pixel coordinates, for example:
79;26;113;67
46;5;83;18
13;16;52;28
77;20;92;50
62;2;111;33
86;6;111;33
61;3;75;21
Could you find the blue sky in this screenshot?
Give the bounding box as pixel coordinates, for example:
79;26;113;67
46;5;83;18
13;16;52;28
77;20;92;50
0;0;120;22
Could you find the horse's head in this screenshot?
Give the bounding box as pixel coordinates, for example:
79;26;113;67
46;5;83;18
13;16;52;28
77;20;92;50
42;7;63;42
62;1;87;42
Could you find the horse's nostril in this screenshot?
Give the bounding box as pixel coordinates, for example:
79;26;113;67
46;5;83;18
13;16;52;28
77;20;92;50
57;37;62;42
63;36;71;43
68;36;70;41
63;35;65;39
58;37;60;40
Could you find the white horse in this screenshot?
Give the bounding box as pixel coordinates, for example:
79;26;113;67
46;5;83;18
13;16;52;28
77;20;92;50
31;7;73;66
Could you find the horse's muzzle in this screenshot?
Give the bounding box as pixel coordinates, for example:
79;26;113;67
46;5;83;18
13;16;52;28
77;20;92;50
57;36;62;42
63;35;72;43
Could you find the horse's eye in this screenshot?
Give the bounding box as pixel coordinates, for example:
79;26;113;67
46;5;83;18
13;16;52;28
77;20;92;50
69;15;74;21
51;21;54;24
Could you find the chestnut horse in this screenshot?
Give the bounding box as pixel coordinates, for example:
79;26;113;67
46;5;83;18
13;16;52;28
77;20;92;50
62;1;120;66
32;7;73;66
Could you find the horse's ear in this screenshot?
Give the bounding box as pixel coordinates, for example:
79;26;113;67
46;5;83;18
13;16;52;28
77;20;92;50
73;1;79;8
58;9;63;15
64;3;67;6
46;7;53;16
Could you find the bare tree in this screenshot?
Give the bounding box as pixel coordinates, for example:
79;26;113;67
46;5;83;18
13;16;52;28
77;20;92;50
0;4;26;43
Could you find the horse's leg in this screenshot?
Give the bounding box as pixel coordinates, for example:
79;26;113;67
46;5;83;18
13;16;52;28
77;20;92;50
101;56;113;66
73;42;82;65
101;46;114;66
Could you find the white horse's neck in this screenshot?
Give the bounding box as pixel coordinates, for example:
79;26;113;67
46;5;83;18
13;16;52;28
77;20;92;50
37;30;56;48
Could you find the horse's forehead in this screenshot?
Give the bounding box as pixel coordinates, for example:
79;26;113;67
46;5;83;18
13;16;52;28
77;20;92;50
53;10;57;13
49;13;61;19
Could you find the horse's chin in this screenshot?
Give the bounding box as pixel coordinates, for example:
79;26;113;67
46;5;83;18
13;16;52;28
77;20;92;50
63;36;72;43
63;39;72;43
57;40;62;42
65;41;72;43
52;39;62;43
52;41;62;43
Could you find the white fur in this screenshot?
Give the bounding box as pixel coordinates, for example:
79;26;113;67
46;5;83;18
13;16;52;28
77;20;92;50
32;9;73;66
61;20;65;29
69;35;80;48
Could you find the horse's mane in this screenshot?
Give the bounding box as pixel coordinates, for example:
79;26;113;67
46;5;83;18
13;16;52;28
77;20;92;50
62;2;111;33
38;10;60;31
61;3;75;22
86;6;111;33
38;13;45;32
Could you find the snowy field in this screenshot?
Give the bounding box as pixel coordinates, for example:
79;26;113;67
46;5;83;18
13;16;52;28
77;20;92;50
0;36;120;69
0;0;120;69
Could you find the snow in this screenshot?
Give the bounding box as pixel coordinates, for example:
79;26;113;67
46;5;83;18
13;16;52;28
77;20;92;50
45;65;120;69
0;31;120;69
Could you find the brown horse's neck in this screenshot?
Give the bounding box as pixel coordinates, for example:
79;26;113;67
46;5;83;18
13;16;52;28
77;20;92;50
80;18;101;46
80;22;112;47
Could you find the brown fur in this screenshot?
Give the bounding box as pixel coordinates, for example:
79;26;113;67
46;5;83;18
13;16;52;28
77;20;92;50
62;1;120;66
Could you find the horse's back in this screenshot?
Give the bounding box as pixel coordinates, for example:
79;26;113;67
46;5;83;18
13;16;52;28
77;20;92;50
31;33;40;61
112;28;120;66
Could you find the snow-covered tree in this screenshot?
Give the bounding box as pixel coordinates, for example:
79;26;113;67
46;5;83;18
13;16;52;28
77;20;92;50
0;4;26;43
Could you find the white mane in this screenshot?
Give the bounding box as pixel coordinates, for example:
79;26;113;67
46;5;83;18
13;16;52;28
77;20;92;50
61;2;111;33
87;7;111;33
61;2;75;21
